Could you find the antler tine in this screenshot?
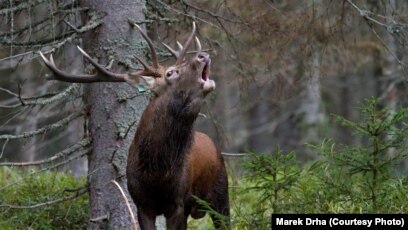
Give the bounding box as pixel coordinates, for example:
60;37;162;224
133;55;150;70
76;46;128;81
132;23;159;69
78;45;162;81
39;41;163;86
130;56;161;79
161;40;187;59
176;41;183;50
194;36;202;54
176;22;196;65
39;51;101;82
162;42;179;59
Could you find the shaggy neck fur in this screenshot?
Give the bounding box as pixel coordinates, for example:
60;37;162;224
132;85;203;177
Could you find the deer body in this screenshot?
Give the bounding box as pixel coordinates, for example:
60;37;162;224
126;60;229;229
39;22;229;230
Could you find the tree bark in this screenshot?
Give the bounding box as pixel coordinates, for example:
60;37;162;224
382;0;397;157
301;44;325;144
80;1;146;229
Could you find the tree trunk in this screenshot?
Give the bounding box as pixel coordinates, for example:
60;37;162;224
80;0;146;228
301;44;325;144
369;0;398;156
382;0;398;156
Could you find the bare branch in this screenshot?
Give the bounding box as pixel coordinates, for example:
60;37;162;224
25;84;80;106
0;0;48;15
0;35;76;63
17;83;25;106
0;149;89;192
0;32;76;47
345;0;407;70
153;0;220;29
346;0;408;31
0;138;9;159
0;187;88;209
366;23;406;67
180;0;248;25
63;19;82;33
111;180;138;230
0;87;19;98
0;110;83;140
90;214;109;223
0;138;90;166
0;10;102;63
221;152;247;157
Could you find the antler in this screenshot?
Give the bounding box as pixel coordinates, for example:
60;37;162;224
39;51;119;83
162;22;197;64
40;22;198;86
131;23;159;69
176;22;196;65
194;36;202;54
39;25;162;85
162;41;183;59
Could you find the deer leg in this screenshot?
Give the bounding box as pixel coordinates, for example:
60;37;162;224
165;205;187;230
137;209;156;230
210;198;230;230
210;206;230;230
210;174;230;229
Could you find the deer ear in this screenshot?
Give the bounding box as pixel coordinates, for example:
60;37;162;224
139;76;156;90
124;75;156;90
124;75;139;88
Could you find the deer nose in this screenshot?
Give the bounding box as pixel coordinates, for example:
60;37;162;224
197;52;210;62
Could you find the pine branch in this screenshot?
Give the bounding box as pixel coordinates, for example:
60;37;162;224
0;187;88;209
0;84;81;109
0;137;90;166
0;110;83;140
0;148;89;192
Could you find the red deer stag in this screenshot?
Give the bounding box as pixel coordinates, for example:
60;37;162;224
39;23;229;230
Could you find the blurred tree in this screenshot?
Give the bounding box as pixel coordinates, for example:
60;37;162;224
153;0;408;158
0;0;150;228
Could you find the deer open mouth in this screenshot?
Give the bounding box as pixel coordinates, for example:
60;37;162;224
201;62;210;81
200;59;215;93
197;52;215;93
197;52;211;83
200;57;211;83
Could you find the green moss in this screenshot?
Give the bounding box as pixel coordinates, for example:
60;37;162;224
0;168;88;229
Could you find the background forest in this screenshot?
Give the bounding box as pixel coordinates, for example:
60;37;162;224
1;0;408;229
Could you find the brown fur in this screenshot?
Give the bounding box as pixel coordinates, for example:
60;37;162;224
126;52;229;230
187;132;229;222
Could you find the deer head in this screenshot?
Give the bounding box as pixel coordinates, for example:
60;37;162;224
38;22;215;97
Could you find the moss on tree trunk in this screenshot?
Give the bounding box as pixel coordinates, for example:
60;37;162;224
80;0;146;229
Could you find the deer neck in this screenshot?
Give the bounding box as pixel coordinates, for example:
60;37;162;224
135;88;202;173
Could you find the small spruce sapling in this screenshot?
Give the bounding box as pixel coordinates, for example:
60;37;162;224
313;98;408;212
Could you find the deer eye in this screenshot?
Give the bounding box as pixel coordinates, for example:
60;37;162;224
166;69;180;79
166;70;174;78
